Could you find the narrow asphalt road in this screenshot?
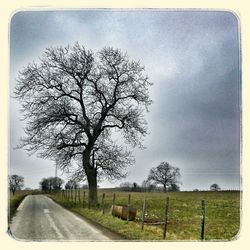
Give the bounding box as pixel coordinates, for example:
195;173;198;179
9;195;113;241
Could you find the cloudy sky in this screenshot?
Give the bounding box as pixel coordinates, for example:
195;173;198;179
9;10;241;190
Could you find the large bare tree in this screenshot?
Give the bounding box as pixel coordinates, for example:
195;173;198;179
15;43;152;206
147;162;181;193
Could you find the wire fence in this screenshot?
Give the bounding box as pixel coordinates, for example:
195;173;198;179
54;189;240;240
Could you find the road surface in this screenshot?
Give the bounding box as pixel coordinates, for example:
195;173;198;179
9;195;114;241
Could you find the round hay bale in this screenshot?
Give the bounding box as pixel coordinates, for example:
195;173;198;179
111;205;137;221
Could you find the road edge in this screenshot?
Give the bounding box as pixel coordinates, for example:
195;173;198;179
48;195;126;241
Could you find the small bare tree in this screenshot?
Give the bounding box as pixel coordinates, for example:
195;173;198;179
15;43;152;206
9;175;24;195
147;162;181;193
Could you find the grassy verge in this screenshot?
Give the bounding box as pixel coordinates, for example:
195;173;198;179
48;194;164;240
48;190;241;241
9;192;28;222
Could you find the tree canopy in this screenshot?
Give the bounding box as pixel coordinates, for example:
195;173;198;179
40;177;64;191
9;174;24;195
15;43;152;205
210;183;221;191
65;179;79;189
147;162;181;192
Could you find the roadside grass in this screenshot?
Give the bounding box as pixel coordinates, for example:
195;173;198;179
48;190;241;241
9;190;31;222
48;196;164;240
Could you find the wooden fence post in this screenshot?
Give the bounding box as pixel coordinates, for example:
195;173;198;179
102;193;105;214
78;189;81;204
113;193;116;205
74;189;77;204
163;197;169;239
127;193;131;223
83;191;85;207
141;197;146;230
88;192;90;209
200;200;206;240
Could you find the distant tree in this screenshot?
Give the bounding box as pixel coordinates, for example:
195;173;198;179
40;177;64;191
120;182;132;191
193;189;199;192
15;43;152;206
53;177;64;190
40;178;50;191
210;183;221;191
65;179;79;189
147;162;181;193
141;179;157;192
132;182;141;192
168;183;180;192
141;180;149;191
148;183;157;192
9;175;24;195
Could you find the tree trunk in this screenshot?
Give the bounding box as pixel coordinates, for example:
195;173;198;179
86;168;98;207
83;149;98;207
163;184;167;193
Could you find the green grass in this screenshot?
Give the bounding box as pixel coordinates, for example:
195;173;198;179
48;190;241;241
9;190;31;222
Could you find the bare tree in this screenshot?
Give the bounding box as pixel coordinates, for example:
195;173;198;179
53;177;64;190
9;175;24;195
147;162;181;193
15;43;152;206
65;179;79;189
210;183;221;191
40;178;50;192
40;177;64;191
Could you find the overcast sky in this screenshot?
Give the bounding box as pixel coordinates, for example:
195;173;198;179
9;10;241;190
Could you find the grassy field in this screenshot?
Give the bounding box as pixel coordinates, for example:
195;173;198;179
48;189;241;241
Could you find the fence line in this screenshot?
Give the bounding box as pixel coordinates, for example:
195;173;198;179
127;193;131;223
141;197;146;230
56;189;239;240
200;200;206;240
163;197;169;239
102;193;105;215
